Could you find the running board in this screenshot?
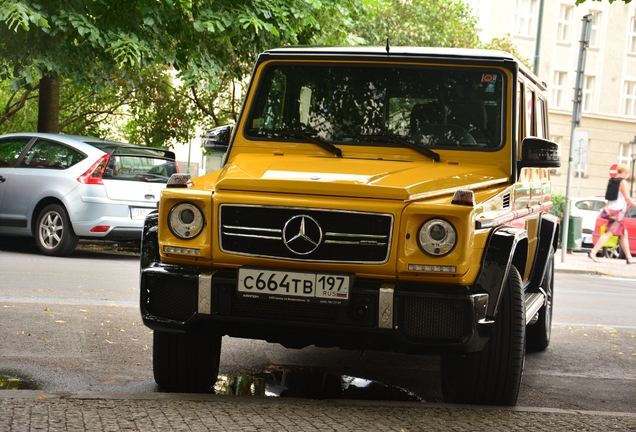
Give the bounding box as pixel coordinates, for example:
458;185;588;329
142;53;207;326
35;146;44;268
525;292;545;325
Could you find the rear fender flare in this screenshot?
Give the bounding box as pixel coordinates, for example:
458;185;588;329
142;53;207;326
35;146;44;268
475;227;528;319
526;213;559;291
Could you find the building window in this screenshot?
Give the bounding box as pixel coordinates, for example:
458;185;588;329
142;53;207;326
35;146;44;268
629;17;636;54
582;75;595;113
514;0;537;37
556;4;573;43
551;71;567;109
589;11;602;48
623;81;636;117
619;142;633;167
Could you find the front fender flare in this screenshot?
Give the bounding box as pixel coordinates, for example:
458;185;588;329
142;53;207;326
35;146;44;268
474;227;528;319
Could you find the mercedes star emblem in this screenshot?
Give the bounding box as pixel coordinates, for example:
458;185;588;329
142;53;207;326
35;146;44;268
282;215;323;255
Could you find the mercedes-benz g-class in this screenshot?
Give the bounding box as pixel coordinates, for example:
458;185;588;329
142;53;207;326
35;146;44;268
139;46;560;406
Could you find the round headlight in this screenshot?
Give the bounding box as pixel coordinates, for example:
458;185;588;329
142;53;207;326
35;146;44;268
417;218;457;257
168;202;204;239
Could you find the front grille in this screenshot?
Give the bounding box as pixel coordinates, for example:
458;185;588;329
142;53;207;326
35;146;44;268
143;272;198;321
397;296;471;341
219;205;393;263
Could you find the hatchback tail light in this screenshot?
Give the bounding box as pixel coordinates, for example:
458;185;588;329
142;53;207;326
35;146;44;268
78;154;109;185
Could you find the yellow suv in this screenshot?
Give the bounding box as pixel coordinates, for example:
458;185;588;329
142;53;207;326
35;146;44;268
140;47;560;406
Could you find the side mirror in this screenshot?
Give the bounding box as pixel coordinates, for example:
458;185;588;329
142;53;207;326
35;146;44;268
518;137;560;169
203;125;233;153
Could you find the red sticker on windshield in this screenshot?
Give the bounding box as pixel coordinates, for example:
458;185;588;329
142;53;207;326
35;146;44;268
481;74;497;83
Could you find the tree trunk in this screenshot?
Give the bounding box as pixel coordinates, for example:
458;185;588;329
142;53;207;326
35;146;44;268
37;75;61;133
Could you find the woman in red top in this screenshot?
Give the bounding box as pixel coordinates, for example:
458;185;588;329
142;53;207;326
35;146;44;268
589;164;636;264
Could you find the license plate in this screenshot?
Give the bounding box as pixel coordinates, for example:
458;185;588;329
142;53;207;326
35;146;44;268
131;207;154;220
582;234;592;244
237;268;350;303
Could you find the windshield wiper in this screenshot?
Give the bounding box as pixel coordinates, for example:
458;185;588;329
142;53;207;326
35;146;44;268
257;129;342;158
356;134;440;162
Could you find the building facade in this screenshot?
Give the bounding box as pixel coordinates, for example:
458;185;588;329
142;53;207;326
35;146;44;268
471;0;636;197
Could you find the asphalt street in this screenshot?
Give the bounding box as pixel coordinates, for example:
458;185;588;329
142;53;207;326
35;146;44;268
0;245;635;430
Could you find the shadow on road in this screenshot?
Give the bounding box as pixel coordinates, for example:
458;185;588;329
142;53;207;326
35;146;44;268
0;236;140;260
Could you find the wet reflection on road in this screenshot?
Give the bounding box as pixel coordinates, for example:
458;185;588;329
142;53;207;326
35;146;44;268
0;374;36;390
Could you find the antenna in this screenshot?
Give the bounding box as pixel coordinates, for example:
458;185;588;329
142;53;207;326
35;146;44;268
385;38;390;54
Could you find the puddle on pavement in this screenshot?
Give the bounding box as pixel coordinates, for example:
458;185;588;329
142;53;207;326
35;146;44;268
0;374;36;390
214;368;423;402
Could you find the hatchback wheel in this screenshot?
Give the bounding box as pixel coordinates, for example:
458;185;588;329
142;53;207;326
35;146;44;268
35;204;79;257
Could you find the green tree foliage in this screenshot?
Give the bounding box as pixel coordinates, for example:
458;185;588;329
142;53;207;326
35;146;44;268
0;0;355;135
482;35;533;69
0;0;505;148
352;0;480;48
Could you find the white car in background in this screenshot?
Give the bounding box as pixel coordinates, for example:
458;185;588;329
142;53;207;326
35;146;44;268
0;133;177;256
570;196;606;248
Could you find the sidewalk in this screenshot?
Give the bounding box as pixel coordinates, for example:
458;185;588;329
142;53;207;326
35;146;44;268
555;248;636;279
1;391;636;431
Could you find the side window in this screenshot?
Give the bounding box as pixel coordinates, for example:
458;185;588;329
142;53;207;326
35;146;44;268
525;88;535;137
0;138;30;167
592;200;606;211
20;140;86;169
516;80;523;154
535;98;547;138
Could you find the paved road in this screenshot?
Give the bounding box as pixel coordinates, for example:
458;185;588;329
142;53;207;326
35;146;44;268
1;242;636;430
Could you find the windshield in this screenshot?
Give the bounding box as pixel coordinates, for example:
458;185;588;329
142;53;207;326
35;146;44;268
246;64;504;150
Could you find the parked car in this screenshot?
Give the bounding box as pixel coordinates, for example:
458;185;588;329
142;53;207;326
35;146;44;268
570;196;606;248
0;133;177;256
592;205;636;258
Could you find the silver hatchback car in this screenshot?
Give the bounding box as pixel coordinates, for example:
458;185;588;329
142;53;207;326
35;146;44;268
0;133;177;256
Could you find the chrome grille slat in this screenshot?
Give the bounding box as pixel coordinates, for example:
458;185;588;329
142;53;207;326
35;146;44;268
219;204;393;263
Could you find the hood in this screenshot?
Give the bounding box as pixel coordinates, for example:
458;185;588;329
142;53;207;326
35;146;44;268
214;154;509;201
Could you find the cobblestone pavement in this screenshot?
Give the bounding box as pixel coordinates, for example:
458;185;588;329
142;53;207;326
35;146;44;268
1;391;636;432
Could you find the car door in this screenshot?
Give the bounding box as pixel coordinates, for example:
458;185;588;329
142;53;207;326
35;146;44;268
1;139;86;234
0;137;32;234
624;206;636;255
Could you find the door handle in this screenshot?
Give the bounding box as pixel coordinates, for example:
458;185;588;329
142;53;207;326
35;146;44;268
0;175;5;183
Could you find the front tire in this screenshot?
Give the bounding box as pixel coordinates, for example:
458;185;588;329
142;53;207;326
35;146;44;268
153;329;222;393
35;204;78;257
440;266;526;406
526;248;554;352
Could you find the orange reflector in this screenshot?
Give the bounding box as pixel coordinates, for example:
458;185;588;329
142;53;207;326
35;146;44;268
451;190;475;206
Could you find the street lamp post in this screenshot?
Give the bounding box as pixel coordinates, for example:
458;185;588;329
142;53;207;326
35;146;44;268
630;135;636;198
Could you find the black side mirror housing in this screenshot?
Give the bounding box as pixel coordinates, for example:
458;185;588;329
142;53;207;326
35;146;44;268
518;137;561;169
203;125;233;153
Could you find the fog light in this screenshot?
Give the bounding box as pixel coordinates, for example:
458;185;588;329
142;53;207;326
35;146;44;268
164;246;201;255
408;264;456;273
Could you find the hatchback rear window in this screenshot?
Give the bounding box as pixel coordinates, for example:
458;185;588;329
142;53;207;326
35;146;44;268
103;154;178;183
85;141;178;183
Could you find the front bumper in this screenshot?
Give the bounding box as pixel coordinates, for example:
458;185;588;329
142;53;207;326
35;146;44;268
140;263;494;355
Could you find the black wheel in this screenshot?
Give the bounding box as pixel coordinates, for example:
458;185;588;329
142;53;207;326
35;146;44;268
153;329;221;393
35;204;79;257
603;244;621;259
526;247;554;352
440;266;526;406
